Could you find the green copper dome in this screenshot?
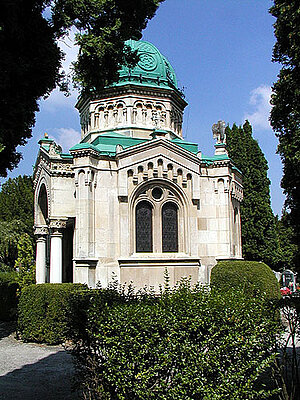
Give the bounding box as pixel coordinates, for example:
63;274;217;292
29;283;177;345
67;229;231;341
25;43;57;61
113;39;178;90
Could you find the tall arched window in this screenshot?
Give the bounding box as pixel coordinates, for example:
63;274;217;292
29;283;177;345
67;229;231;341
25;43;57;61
162;202;178;252
38;183;48;225
136;201;153;252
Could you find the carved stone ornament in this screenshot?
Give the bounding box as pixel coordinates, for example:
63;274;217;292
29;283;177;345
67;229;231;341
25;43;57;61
49;142;62;157
34;226;49;236
49;219;67;230
212;120;226;145
51;162;73;172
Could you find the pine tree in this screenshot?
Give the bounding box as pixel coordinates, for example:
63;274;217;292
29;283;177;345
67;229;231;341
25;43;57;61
226;121;279;268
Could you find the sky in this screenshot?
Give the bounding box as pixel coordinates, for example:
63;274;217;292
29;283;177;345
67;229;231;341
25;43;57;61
1;0;285;216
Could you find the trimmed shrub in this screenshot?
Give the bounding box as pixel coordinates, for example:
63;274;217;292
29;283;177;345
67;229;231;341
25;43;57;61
72;280;280;399
210;260;281;300
0;271;19;321
17;283;88;344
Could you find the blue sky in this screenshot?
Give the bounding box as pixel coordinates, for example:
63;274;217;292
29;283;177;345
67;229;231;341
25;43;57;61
2;0;285;215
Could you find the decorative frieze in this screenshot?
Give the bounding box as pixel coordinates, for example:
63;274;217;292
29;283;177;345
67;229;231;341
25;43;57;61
34;226;49;236
50;219;67;230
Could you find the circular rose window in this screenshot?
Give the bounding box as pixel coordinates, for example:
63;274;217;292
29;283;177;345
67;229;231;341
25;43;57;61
152;187;163;200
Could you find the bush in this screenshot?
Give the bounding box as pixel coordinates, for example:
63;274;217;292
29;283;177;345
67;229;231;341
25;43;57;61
0;270;18;283
210;260;281;300
17;283;88;344
0;270;19;321
72;280;280;400
14;233;35;290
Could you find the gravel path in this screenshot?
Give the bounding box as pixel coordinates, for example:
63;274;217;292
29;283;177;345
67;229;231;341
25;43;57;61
0;322;78;400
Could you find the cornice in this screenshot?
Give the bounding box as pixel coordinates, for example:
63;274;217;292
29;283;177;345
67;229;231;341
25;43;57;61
34;148;74;180
116;138;200;165
77;84;187;111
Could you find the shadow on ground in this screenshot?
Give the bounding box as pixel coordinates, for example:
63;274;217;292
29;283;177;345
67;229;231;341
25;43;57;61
0;321;16;340
0;351;78;400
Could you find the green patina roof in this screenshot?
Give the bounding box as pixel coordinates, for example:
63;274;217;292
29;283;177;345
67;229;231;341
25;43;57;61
112;39;178;91
171;138;198;154
70;131;199;157
70;131;150;156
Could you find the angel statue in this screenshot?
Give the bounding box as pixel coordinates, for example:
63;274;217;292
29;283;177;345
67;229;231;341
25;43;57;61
212;120;226;145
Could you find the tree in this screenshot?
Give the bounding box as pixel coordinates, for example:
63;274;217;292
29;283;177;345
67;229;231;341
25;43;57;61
269;1;300;270
0;0;63;176
0;220;28;271
0;175;34;236
51;0;165;93
226;121;279;268
0;0;164;177
275;212;298;271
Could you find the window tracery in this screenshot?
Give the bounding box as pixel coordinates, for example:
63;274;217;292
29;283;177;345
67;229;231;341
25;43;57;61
133;184;183;253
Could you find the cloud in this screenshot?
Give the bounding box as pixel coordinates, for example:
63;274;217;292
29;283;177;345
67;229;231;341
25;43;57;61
244;85;272;130
50;128;81;152
40;29;79;112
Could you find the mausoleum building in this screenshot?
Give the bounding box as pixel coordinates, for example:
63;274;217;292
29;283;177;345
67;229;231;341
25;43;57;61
33;39;243;289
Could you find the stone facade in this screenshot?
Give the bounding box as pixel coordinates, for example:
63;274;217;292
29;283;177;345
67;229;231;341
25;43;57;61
33;39;243;289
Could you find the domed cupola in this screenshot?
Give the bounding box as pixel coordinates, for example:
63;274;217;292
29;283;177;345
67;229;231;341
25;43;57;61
115;39;178;90
76;39;187;143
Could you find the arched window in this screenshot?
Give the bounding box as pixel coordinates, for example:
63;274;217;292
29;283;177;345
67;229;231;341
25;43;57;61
136;201;153;252
38;183;48;225
162;202;178;252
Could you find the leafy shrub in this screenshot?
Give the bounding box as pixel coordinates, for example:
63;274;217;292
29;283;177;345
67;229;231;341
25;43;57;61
0;219;28;269
17;283;88;344
72;280;280;400
210;260;281;300
0;270;18;283
14;233;35;290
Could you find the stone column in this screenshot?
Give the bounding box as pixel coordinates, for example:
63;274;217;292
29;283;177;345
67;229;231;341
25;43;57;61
34;226;49;284
49;219;67;283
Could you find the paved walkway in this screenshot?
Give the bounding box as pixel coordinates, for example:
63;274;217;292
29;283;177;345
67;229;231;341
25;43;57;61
0;322;78;400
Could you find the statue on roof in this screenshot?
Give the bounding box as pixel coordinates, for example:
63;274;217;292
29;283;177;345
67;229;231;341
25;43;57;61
212;120;226;145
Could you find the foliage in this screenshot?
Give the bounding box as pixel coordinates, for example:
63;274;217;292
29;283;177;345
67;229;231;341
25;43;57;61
52;0;165;93
17;283;88;344
0;0;164;176
210;260;281;301
0;219;28;270
0;0;62;176
0;175;34;236
0;270;18;283
226;121;279;268
269;1;300;272
272;297;300;400
0;271;19;321
71;280;280;400
274;212;298;271
15;233;36;291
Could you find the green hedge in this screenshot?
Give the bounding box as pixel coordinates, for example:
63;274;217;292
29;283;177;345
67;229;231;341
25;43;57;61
17;283;89;344
71;280;280;399
210;260;280;300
